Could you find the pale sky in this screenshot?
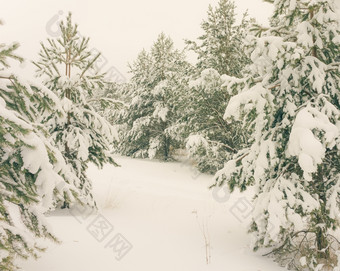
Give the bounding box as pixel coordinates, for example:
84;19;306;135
2;0;273;81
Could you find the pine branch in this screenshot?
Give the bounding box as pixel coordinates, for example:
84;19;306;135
79;52;101;79
0;75;15;85
0;43;24;68
0;75;14;80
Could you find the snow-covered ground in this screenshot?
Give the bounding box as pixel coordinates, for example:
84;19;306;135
19;156;286;271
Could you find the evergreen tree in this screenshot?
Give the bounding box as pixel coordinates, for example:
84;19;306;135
186;0;254;77
184;69;244;173
182;0;254;174
0;24;79;270
33;13;118;207
118;33;192;160
215;0;340;269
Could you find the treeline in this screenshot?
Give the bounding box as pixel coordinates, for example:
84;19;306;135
111;0;252;174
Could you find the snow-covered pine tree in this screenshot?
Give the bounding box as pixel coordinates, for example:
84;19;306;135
0;23;79;270
33;12;118;207
181;0;254;174
184;69;244;173
118;33;192;160
214;0;340;269
185;0;254;77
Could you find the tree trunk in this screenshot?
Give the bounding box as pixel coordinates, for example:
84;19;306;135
163;135;170;160
310;8;317;58
314;166;330;260
64;54;72;157
316;226;329;259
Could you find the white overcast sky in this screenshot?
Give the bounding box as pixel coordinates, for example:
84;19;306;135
2;0;274;81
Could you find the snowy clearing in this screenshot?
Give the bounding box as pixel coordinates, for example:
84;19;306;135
19;157;286;271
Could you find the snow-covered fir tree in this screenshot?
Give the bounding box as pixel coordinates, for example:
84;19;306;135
0;23;80;270
117;33;192;160
214;0;340;269
185;0;254;77
33;12;118;207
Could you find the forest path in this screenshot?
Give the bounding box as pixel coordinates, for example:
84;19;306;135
20;156;285;271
